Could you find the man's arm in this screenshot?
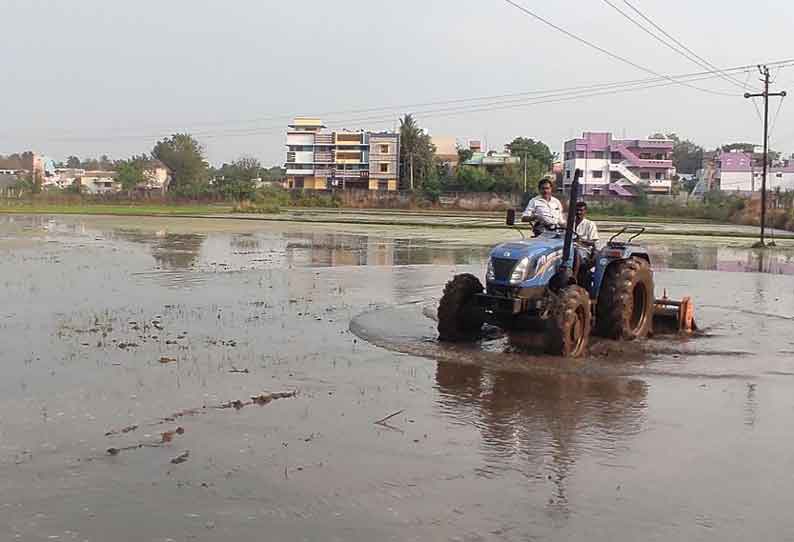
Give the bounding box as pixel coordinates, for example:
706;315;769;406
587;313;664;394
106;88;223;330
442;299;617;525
521;198;537;222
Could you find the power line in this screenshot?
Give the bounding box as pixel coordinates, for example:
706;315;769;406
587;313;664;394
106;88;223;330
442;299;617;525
205;61;794;136
601;0;721;76
6;60;794;144
501;0;734;96
620;0;751;91
26;70;744;143
202;71;759;140
768;94;786;141
745;70;764;121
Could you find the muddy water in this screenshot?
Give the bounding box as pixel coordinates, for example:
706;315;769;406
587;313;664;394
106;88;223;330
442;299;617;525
1;214;794;541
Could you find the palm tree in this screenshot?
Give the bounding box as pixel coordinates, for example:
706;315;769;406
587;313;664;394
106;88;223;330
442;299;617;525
400;114;420;190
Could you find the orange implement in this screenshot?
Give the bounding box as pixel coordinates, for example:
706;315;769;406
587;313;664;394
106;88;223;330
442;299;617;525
653;291;696;334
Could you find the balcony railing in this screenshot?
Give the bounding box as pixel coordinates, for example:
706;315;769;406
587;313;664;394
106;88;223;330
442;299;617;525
315;134;333;145
314;152;333;163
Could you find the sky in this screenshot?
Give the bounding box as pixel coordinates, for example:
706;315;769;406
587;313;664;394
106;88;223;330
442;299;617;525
1;0;793;166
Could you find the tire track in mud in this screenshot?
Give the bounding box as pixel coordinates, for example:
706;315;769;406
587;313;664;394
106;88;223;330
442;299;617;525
350;302;764;380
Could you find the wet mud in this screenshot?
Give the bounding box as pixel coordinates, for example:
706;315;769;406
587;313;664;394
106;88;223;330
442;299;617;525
2;214;794;541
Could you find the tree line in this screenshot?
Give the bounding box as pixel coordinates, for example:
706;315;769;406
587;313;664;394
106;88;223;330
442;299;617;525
398;114;556;199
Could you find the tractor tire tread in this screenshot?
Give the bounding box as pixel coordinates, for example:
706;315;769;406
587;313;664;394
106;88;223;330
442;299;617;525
437;273;485;342
596;257;654;340
545;285;591;357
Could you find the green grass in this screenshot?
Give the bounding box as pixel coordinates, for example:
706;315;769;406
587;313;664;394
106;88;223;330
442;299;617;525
0;202;233;216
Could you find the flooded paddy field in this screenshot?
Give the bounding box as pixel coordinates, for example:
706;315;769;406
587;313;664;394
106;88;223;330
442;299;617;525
2;214;794;541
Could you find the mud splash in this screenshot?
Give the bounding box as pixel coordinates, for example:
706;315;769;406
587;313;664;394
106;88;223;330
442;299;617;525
350;302;758;379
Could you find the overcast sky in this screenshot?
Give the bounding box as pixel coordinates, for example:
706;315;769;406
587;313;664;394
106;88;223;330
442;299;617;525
1;0;792;166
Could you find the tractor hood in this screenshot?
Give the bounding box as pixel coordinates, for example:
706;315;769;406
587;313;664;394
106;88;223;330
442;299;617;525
487;235;564;287
489;236;564;261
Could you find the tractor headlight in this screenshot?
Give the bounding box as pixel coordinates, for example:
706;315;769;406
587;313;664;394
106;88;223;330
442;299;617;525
486;259;495;281
509;257;530;284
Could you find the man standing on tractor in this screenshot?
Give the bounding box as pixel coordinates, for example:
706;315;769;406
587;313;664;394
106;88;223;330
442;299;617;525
574;201;599;247
521;177;564;232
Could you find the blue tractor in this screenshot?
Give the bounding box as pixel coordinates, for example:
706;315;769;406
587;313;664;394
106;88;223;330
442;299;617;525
437;170;692;357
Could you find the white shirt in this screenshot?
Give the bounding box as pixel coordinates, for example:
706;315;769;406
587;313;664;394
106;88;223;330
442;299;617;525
522;195;564;226
575;217;599;243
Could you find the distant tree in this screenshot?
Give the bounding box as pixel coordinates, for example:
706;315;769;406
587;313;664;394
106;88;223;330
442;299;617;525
456;166;496;192
66;156;81;169
721;142;755;153
14;172;40;194
116;159;146;193
99;154;113;170
456;146;473;164
152;133;208;191
20;151;34;170
399;114;436;190
505;137;555;171
261;166;285;183
214;156;261;200
81;157;101;170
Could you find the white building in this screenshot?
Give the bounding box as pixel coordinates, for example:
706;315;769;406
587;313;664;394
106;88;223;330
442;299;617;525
716;151;794;192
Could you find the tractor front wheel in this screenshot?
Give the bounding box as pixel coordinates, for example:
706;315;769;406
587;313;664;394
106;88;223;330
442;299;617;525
596;257;654;340
545;285;591;357
437;274;485;342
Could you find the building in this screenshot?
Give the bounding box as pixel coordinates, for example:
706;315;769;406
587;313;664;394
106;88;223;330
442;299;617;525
462;151;521;172
284;117;399;191
432;136;460;168
562;132;674;196
49;168;85;189
715;150;794;192
0;173;17;190
139;159;171;192
79;171;119;194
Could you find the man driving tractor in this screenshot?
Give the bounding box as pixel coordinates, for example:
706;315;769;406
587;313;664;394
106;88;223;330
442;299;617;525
521;178;599;247
521;177;564;233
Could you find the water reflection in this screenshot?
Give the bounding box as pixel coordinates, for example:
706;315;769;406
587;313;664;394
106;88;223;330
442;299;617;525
282;233;487;268
650;245;794;274
435;362;647;517
113;229;205;269
4;215;794;275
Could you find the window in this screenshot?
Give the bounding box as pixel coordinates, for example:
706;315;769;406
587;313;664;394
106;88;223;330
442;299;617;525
655;172;664;180
611;152;621;160
379;162;389;173
640;153;651;159
380;144;389;154
565;169;571;179
592;170;603;178
655;153;664;160
378;181;389;191
592;151;605;159
576;151;585;159
640;172;650;180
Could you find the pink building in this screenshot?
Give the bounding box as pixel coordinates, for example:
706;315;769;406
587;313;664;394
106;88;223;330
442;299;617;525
562;132;674;196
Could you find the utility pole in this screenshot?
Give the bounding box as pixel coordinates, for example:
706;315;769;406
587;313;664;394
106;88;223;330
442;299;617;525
744;65;787;247
523;151;528;193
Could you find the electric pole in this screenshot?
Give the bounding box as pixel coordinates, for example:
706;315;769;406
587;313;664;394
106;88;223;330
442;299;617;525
744;65;787;247
523;151;528;193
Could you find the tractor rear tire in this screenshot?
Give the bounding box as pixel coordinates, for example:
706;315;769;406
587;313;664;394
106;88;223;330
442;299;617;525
545;285;591;357
596;257;654;340
438;274;485;342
